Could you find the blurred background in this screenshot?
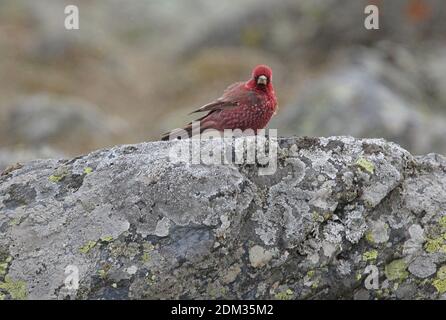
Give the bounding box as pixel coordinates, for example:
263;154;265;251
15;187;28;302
1;0;446;170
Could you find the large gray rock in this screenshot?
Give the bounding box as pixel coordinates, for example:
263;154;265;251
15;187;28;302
0;136;446;300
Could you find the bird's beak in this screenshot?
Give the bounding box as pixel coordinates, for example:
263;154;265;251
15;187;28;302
257;75;268;85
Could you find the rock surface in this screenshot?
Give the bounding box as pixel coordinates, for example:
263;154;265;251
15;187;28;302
0;136;446;300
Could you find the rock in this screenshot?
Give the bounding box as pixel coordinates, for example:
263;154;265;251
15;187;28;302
249;245;274;268
366;220;390;244
0;136;446;299
408;257;436;279
403;224;426;256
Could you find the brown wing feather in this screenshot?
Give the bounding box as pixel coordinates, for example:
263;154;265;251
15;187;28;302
188;100;238;114
188;81;245;114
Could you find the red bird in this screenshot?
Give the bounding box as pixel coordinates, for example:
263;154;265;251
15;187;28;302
161;64;277;140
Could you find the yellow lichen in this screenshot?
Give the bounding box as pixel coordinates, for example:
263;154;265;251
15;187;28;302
275;288;294;300
0;263;7;275
424;235;446;253
437;265;446;280
98;264;111;279
0;276;27;300
49;167;69;183
98;269;107;279
312;212;323;222
362;250;378;262
356;158;375;174
0;256;12;276
440;216;446;229
83;167;93;174
100;235;113;243
9;218;22;226
142;252;150;263
307;270;315;278
385;259;408;281
365;231;374;243
432;266;446;294
141;242;155;263
79;240;97;254
49;175;63;183
433;278;446;294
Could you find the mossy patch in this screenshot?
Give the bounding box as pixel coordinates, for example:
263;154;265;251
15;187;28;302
306;270;315;278
9;217;22;226
365;231;374;243
385;259;408;281
100;236;113;243
440;216;446;230
437;265;446;280
311;279;320;289
141;242;155;263
83;167;93;175
98;264;111;279
312;212;323;223
363;250;378;262
142;252;150;263
49;167;69;183
356;158;375;174
0;263;7;276
275;288;294;300
98;269;107;279
424;234;446;253
79;240;97;254
433;266;446;293
49;175;62;183
0;276;27;300
433;278;446;294
0;256;12;276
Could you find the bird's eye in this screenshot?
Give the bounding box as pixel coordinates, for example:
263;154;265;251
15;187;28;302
257;75;268;85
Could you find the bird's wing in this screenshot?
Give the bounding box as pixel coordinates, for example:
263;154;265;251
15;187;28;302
188;100;239;114
188;82;246;114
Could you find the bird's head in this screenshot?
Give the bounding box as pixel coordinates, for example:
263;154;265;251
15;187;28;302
248;65;273;91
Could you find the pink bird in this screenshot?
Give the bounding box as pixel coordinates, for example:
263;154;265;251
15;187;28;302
161;64;278;140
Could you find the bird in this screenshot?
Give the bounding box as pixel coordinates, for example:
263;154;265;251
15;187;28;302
161;64;277;141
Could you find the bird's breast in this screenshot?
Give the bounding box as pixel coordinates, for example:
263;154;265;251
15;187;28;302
217;100;275;131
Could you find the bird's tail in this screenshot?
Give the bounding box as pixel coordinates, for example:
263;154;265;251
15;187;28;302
161;114;217;141
160;123;193;141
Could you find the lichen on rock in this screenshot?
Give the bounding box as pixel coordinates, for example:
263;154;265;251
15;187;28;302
0;136;445;299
